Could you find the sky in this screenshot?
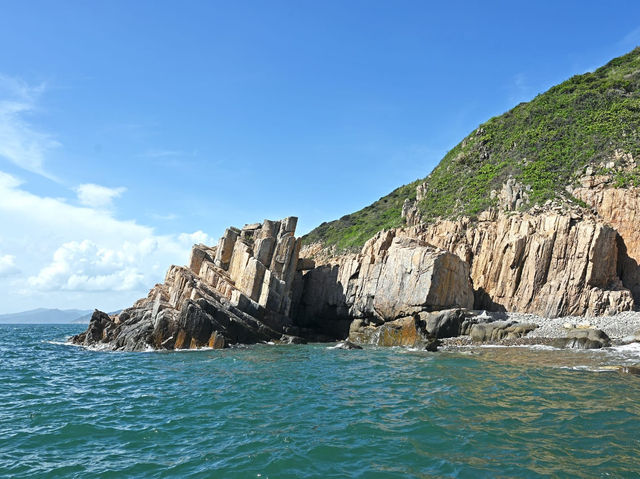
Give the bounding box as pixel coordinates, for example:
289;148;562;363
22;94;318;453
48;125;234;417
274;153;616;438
1;1;639;313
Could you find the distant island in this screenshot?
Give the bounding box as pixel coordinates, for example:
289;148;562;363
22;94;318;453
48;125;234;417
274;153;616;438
0;308;93;324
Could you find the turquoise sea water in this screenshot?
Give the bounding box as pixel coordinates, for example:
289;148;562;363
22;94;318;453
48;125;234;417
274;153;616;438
1;324;640;478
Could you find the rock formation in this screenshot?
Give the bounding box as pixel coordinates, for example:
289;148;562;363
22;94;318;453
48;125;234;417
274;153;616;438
292;230;475;341
552;328;611;349
72;217;308;351
348;315;440;351
408;206;635;318
299;172;640;344
573;183;640;305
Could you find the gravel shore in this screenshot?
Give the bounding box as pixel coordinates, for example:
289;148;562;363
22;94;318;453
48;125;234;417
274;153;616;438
483;310;640;341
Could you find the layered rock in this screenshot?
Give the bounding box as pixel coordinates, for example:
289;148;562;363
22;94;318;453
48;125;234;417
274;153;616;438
72;217;304;351
350;176;634;321
293;230;475;340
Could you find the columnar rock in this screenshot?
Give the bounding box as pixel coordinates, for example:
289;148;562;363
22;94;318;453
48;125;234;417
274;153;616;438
409;208;635;317
293;230;474;339
573;183;640;305
72;217;303;351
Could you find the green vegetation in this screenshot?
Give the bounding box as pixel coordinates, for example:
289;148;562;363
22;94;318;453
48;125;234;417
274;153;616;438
304;48;640;251
304;181;419;251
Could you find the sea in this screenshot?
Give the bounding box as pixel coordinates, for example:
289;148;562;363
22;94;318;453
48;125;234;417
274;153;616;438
1;324;640;478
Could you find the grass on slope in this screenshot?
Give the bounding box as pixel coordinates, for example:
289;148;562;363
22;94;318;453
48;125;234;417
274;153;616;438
304;47;640;251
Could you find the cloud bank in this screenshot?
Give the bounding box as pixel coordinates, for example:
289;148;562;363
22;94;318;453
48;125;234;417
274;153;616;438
0;170;213;311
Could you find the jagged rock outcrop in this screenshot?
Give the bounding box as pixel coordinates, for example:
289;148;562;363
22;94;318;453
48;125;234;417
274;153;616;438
72;217;306;351
490;177;531;211
307;176;638;323
292;230;474;340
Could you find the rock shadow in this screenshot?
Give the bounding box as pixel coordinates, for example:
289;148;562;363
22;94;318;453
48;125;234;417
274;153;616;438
473;287;507;313
290;264;352;340
617;234;640;310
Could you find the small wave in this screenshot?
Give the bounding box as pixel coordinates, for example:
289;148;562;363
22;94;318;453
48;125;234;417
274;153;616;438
558;365;620;373
44;339;84;348
610;342;640;353
524;344;561;351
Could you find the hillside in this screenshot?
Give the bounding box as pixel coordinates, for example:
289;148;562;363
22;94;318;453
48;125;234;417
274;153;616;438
304;47;640;251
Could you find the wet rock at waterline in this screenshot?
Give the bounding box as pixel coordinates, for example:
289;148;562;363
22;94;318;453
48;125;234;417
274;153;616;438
552;328;611;349
349;316;441;351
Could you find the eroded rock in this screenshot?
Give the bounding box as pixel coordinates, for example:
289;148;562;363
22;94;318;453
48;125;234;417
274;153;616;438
412;208;635;317
71;217;302;351
552;328;611;349
469;321;538;342
349;315;440;351
293;230;474;339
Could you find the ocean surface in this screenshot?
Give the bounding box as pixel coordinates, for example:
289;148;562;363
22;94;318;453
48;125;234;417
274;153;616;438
2;325;640;478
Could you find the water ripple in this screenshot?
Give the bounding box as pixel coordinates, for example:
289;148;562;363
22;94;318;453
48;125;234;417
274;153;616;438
1;325;640;478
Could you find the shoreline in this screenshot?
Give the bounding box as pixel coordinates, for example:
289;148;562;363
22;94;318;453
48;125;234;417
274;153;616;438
440;310;640;348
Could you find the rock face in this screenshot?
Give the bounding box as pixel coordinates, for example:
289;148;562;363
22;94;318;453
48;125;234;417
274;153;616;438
72;217;303;351
409;207;635;318
573;184;640;305
348;315;440;351
293;230;475;340
303;179;639;335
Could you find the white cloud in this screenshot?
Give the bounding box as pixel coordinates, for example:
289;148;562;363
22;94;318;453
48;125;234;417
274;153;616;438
75;183;126;209
0;170;214;311
0;75;59;180
0;254;19;277
152;212;178;221
28;240;148;292
178;230;214;246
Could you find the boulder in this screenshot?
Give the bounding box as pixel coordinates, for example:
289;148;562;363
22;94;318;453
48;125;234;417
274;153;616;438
422;308;472;338
469;321;538;342
349;315;440;351
553;328;611;349
293;230;474;339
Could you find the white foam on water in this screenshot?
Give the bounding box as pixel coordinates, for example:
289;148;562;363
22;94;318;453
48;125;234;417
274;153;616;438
559;365;621;373
44;339;83;348
610;342;640;354
523;344;561;351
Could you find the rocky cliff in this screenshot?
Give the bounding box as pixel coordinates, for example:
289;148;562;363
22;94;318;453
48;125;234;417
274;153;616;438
72;217;313;351
72;214;478;350
298;175;639;326
73;49;640;351
300;48;640;325
292;230;474;339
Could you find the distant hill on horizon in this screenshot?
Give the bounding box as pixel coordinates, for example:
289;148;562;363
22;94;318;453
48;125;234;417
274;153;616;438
0;308;93;324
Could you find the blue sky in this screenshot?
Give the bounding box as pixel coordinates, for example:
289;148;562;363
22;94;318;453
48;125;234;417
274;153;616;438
1;1;639;313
